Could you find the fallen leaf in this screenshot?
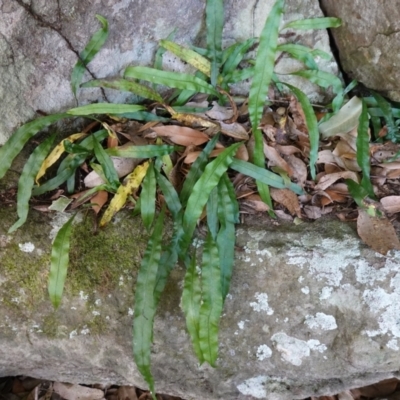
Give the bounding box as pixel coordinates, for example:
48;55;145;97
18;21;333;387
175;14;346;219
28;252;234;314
319;96;362;138
117;386;138;400
357;208;400;255
205;101;234;120
151;125;209;146
241;194;270;212
84;157;138;188
381;196;400;214
356;378;399;398
53;383;104;400
90;190;108;214
315;171;359;191
337;391;354;400
270;188;301;218
285;154;307;187
219;121;249;140
304;205;322;219
289;95;307;133
183;148;223;164
235;144;249;161
263;142;293;176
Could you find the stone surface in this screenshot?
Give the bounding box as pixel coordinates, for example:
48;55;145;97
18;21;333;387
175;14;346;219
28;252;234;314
0;203;400;400
320;0;400;101
0;0;338;144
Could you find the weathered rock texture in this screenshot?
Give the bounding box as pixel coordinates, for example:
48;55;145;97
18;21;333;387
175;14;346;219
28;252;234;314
0;204;400;400
0;0;337;144
320;0;400;101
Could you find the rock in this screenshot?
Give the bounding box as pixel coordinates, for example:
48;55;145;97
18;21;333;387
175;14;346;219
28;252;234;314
0;204;399;400
0;0;338;144
320;0;400;101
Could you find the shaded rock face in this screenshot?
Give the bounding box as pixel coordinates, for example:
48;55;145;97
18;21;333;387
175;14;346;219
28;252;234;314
0;206;399;400
0;0;337;144
320;0;400;101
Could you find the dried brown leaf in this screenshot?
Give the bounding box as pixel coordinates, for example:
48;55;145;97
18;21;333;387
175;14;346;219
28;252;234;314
183;148;223;164
90;190;108;214
235;144;249;161
205;101;234;121
241;194;270;212
357;208;400;255
263;142;293;176
381;196;400;214
117;386;138;400
304;205;322;219
378;161;400;170
356;378;399;398
285;154;307;187
270;188;301;218
337;390;354;400
53;383;104;400
289;95;307;133
219;121;249;140
275;144;302;156
315;171;359;191
152;125;209;146
387;169;400;179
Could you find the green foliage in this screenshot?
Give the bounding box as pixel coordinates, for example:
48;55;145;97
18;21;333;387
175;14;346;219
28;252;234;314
48;214;76;309
357;99;375;198
198;232;223;366
140;162;157;231
71;14;109;99
124;66;219;96
205;0;223;85
181;143;241;255
0;113;69;180
133;206;166;400
0;2;347;397
8;134;56;233
281;82;319;180
249;0;284;215
81;79;163;102
182;253;203;363
93;137;120;189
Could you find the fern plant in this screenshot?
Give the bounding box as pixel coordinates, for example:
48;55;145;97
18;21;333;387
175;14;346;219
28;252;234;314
0;1;342;398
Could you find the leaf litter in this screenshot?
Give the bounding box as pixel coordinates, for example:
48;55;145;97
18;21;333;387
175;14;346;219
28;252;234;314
13;93;400;254
1;375;399;400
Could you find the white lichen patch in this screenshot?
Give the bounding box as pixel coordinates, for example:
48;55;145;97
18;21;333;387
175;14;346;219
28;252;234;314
18;242;35;253
307;339;327;353
238;321;245;330
355;259;393;285
237;375;267;399
271;332;327;366
255;248;272;257
304;313;337;331
69;330;77;339
79;291;88;301
272;332;310;366
128;308;134;316
363;272;400;338
287;235;360;286
387;339;399;351
301;286;310;294
249;292;274;315
256;344;272;360
80;326;90;335
320;286;333;300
